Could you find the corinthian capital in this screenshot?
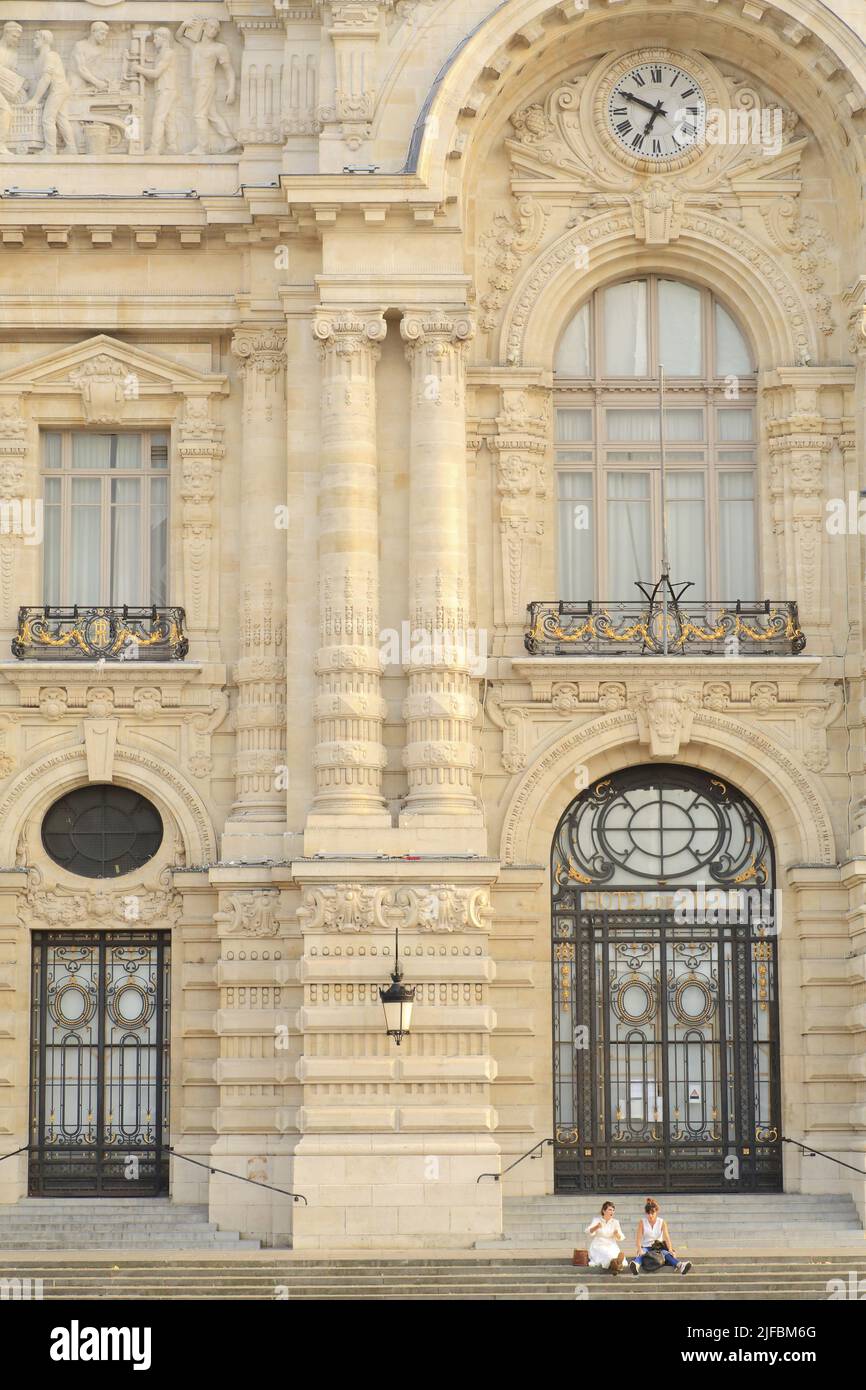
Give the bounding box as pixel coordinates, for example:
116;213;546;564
231;327;287;377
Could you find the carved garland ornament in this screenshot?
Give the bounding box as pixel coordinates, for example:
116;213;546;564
297;882;494;932
19;864;181;931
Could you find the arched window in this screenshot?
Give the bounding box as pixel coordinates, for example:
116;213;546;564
551;765;780;1193
554;277;757;602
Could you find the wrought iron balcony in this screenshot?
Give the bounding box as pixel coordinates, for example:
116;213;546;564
12;606;189;661
525;580;805;657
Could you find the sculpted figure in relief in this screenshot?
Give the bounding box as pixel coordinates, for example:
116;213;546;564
176;20;237;155
0;22;26;155
25;30;76;154
131;28;178;155
70;21;112;93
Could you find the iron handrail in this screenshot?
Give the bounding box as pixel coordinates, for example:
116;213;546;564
0;1142;307;1204
782;1135;866;1178
0;1144;29;1165
477;1137;553;1183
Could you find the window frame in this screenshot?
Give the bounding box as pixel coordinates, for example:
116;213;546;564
554;276;759;601
41;428;170;607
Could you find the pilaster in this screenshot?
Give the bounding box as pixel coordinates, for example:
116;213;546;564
223;327;288;859
208;871;301;1245
177;392;225;664
290;861;502;1249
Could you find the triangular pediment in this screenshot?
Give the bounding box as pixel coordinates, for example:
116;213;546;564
0;335;225;393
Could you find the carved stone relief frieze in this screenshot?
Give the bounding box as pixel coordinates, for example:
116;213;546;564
297;882;494;932
0;18;242;156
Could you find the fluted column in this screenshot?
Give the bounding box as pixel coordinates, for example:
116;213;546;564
226;327;287;843
309;311;389;821
399;311;481;823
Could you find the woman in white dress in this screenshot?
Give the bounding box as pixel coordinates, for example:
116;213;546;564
585;1201;625;1274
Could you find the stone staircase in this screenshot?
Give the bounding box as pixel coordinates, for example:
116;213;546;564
0;1254;864;1299
0;1199;260;1251
478;1192;866;1252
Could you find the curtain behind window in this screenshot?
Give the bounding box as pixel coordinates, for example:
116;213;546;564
608;472;651;595
667;472;706;599
719;472;757;597
557;472;594;599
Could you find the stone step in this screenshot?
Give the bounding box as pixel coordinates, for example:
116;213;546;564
0;1197;260;1251
0;1255;863;1300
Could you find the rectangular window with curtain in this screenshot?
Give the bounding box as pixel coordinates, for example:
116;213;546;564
41;431;170;606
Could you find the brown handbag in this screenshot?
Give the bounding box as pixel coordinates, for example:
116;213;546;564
572;1248;589;1267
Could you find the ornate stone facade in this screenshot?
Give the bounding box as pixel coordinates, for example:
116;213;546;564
0;0;863;1250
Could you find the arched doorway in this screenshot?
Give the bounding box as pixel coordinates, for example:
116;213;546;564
551;765;781;1193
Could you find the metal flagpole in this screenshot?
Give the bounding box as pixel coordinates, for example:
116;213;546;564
659;365;669;654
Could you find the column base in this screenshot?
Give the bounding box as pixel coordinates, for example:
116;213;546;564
221;816;288;862
291;1134;502;1250
397;809;487;856
303;816;487;856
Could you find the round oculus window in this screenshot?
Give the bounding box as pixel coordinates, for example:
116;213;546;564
42;785;163;879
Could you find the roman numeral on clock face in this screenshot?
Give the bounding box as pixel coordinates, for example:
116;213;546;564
607;60;705;161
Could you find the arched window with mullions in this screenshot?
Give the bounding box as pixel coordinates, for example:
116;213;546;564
554;277;757;603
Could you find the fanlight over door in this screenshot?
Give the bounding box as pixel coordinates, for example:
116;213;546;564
551;766;781;1193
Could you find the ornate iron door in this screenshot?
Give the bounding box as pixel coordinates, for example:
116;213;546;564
552;767;781;1193
29;931;170;1196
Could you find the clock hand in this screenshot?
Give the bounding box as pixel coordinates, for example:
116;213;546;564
620;91;669;119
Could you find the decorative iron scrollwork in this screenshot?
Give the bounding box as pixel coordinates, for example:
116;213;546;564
552;765;781;1193
525;583;806;656
13;606;188;661
553;765;773;890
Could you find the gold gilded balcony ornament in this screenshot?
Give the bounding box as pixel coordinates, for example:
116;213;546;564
524;577;806;656
12;606;188;661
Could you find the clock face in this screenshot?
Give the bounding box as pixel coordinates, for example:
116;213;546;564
607;62;706;161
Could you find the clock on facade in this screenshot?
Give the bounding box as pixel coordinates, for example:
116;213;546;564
606;60;707;162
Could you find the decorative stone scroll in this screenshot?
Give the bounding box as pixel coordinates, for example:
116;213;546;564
214;889;282;938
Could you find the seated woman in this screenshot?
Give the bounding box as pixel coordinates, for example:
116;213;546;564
629;1198;692;1275
585;1201;626;1274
